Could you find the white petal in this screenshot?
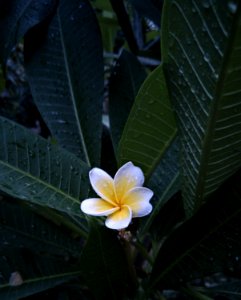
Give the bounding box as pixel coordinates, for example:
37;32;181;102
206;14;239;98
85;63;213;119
80;198;118;216
105;205;132;230
123;187;153;217
89;168;116;205
114;162;145;200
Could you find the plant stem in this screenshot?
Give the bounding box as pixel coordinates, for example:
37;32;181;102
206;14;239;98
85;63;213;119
119;230;138;290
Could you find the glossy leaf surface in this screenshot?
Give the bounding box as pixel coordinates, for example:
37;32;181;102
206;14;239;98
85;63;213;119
118;64;177;178
0;0;56;63
0;117;89;224
140;137;180;235
25;0;104;165
162;0;241;215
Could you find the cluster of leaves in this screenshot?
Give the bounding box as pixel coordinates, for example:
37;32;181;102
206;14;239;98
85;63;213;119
0;0;241;299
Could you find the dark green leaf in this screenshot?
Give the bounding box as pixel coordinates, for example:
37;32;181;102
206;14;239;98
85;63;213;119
151;169;241;289
26;203;88;237
109;50;147;153
118;64;177;178
0;117;89;225
80;222;130;300
0;249;81;300
162;0;241;215
0;0;56;63
0;200;82;258
201;279;241;300
146;191;184;240
140;137;181;236
25;0;104;166
92;1;119;53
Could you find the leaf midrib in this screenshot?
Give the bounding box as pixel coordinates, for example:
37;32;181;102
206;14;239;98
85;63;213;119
0;270;81;289
194;4;241;211
146;131;177;179
57;9;90;166
0;160;80;206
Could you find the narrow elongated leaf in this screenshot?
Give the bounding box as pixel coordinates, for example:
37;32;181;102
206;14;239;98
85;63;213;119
0;249;81;300
92;1;119;53
0;117;89;223
25;0;104;165
118;64;177;178
109;50;147;153
0;0;56;63
80;222;130;300
162;0;241;215
151;169;241;289
0;200;82;258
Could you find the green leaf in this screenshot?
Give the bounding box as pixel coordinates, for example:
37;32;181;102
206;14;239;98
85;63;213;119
118;64;177;178
26;203;88;237
162;0;241;215
200;279;241;300
92;1;119;53
80;222;130;300
0;249;81;300
25;0;104;166
150;169;241;289
0;199;82;258
0;0;56;63
109;50;147;153
146;191;184;240
140;137;181;236
0;117;89;224
91;0;113;11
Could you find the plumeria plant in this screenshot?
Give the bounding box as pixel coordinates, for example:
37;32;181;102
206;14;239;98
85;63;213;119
0;0;241;299
81;162;153;230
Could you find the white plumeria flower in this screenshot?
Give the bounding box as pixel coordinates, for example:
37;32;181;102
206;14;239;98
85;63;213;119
80;162;153;230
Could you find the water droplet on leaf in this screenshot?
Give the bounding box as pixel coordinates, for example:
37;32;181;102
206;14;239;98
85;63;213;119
204;53;210;62
228;1;238;13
